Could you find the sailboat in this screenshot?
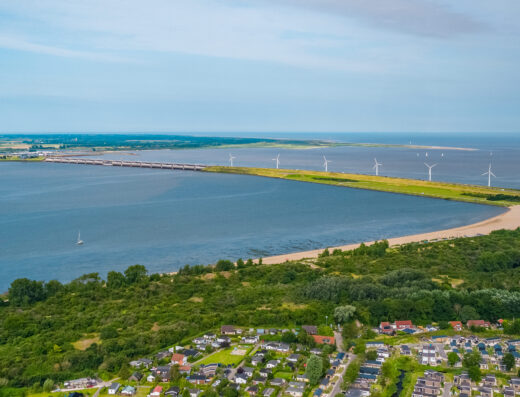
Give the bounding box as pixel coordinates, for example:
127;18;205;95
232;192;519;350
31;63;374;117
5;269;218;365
76;230;84;245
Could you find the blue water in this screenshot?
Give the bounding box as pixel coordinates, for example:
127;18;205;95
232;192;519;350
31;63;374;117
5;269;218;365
90;132;520;189
0;160;506;292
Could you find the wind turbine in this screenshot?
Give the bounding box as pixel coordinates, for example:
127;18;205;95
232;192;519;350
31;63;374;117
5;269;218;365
272;154;280;169
323;156;331;172
482;163;496;187
229;153;236;167
424;163;437;182
373;158;382;176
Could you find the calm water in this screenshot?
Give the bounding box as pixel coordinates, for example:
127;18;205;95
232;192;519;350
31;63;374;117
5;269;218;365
0;160;506;291
91;132;520;189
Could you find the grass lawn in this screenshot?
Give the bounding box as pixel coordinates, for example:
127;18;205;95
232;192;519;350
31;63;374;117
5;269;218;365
204;166;520;207
274;371;294;380
28;390;96;397
198;347;248;366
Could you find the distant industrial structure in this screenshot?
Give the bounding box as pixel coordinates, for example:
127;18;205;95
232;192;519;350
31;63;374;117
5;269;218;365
44;157;206;171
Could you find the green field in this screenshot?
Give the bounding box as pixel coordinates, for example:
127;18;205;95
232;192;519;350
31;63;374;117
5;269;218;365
204;166;520;207
274;371;294;380
197;347;249;366
27;390;96;397
0;156;45;162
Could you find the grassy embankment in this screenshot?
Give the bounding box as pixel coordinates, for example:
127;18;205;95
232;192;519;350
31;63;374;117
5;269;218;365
0;156;45;162
204;166;520;207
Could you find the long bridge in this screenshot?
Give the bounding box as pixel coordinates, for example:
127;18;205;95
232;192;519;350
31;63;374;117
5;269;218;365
45;157;207;171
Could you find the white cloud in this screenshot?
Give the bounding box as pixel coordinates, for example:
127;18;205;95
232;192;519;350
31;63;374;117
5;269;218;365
0;35;127;62
0;0;428;71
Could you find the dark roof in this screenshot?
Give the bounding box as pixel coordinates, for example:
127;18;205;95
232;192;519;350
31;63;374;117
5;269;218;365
189;374;207;381
166;386;180;395
221;325;235;333
302;325;318;335
360;367;380;375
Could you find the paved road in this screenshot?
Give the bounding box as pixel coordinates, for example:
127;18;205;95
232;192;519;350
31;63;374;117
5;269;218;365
92;378;119;397
442;382;452;397
334;331;344;352
330;353;355;397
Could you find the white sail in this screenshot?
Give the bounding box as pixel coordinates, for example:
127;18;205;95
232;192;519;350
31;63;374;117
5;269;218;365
77;231;83;245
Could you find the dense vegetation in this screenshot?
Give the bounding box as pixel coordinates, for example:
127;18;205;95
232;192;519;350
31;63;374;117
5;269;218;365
204;166;520;206
2;230;520;390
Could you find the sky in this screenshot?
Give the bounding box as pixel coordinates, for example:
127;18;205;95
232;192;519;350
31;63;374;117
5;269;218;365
0;0;519;133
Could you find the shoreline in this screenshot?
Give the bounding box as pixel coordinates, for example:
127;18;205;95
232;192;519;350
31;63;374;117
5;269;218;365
260;205;520;264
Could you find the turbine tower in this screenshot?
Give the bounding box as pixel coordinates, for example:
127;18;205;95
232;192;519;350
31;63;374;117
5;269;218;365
424;163;437;182
229;153;236;167
373;158;382;176
323;156;331;172
272;154;280;169
482;163;496;187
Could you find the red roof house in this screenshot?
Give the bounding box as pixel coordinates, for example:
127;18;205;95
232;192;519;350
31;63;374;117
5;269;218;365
312;335;335;345
151;386;163;396
395;320;413;330
467;320;490;328
379;322;393;335
171;353;187;365
449;321;463;331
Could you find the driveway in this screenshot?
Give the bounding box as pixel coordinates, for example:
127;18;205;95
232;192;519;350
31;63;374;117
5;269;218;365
329;353;356;397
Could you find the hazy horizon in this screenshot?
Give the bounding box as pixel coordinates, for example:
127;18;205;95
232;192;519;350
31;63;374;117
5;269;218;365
1;1;519;133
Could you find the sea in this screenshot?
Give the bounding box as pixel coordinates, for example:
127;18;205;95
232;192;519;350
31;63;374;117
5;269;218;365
1;132;518;291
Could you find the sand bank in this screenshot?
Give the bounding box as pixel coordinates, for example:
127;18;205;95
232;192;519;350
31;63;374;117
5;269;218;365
261;205;520;265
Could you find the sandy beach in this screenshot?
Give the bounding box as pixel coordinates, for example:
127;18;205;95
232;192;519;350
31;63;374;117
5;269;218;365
261;205;520;264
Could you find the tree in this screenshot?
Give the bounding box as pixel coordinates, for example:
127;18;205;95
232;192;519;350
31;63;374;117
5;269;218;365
460;305;479;323
8;278;45;306
344;360;360;383
215;260;234;271
43;379;54;393
334;305;356;324
366;350;378;361
504;319;520;335
107;271;126;289
353;342;365;355
342;322;358;340
124;265;147;284
100;326;119;340
297;330;315;347
222;388;238;397
448;352;460;367
44;280;63;297
118;365;130;380
463;350;481;368
170;365;181;382
503;353;516;371
438;321;450;330
468;365;482;382
236;259;245;269
320;248;330;258
281;331;298;344
305;355;323;385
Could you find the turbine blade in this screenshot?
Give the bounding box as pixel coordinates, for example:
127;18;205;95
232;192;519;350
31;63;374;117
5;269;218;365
490;172;496;177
